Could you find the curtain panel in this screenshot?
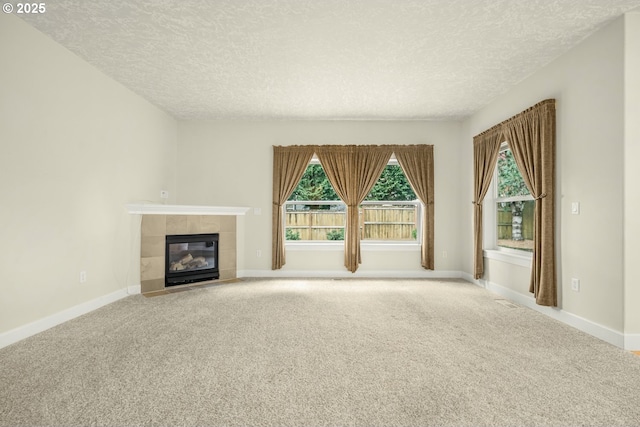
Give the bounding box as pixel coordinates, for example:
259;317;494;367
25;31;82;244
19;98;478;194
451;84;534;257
315;145;393;273
502;100;557;306
394;145;435;269
271;145;316;270
472;99;556;307
472;129;502;279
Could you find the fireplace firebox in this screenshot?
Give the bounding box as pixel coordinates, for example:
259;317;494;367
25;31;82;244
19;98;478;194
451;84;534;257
165;233;219;286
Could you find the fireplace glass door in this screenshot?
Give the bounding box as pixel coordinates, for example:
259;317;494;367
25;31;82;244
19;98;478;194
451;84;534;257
165;233;219;286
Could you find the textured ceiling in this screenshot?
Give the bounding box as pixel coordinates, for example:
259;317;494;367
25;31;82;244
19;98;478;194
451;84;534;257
17;0;640;120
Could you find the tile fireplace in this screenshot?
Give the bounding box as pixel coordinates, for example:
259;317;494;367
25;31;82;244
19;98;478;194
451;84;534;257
138;212;240;293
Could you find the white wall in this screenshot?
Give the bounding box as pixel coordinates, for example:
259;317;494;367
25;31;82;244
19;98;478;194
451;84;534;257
462;17;626;333
624;11;640;340
176;120;463;276
0;14;178;334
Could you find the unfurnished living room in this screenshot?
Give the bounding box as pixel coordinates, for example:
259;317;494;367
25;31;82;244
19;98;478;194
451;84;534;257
2;1;640;426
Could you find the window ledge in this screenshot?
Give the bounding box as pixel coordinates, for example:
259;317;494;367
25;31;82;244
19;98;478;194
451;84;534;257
362;242;421;251
483;249;532;268
286;242;342;251
286;242;421;251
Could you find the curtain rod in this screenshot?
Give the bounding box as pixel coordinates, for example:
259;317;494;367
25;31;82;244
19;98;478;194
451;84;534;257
474;98;555;139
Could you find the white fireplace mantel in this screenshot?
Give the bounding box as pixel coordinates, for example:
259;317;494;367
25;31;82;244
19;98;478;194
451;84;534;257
126;203;250;216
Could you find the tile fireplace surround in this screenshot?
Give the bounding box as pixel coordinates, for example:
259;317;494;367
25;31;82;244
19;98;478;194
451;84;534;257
128;204;249;294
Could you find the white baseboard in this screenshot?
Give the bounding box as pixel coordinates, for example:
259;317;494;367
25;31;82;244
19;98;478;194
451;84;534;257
624;334;640;351
3;274;638;352
241;270;634;349
0;288;130;350
238;269;464;279
476;278;626;349
461;272;481;286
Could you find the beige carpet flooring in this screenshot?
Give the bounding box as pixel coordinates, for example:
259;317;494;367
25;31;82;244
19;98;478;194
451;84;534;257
1;278;640;426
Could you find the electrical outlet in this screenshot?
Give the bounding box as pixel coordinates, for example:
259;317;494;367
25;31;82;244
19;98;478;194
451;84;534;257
80;271;87;283
256;250;262;258
571;278;580;292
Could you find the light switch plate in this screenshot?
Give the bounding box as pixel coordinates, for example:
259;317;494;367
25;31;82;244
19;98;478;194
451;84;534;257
571;278;580;291
571;202;580;215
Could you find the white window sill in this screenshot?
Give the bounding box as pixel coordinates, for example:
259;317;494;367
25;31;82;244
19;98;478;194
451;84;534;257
483;249;532;268
286;242;421;251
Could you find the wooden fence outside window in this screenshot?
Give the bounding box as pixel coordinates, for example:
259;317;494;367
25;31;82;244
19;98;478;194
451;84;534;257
285;201;420;241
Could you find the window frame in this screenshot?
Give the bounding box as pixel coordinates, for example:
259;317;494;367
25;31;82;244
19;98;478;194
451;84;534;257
285;155;422;250
483;142;533;265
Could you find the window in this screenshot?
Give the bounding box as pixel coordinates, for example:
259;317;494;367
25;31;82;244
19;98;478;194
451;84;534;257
285;157;421;243
495;143;534;252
